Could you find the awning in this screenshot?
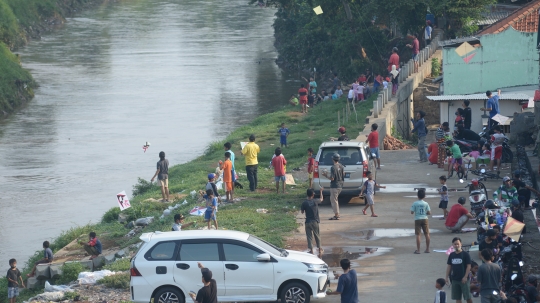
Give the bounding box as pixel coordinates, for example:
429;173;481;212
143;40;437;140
427;93;530;101
482;117;513;126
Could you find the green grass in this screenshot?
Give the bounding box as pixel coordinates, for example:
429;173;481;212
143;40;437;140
0;95;376;300
97;272;130;289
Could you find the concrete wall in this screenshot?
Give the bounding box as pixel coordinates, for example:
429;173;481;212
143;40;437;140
443;28;539;95
438;99;523;133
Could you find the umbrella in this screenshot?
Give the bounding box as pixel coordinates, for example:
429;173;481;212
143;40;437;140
189;206;207;216
491;114;509;125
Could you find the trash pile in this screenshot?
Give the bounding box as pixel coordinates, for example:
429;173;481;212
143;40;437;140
383;135;414;150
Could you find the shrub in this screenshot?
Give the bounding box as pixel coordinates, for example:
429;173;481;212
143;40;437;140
97;272;130;289
102;207;121;223
103;258;131;272
132;177;155;197
431;58;441;77
57;262;87;285
63;291;79;301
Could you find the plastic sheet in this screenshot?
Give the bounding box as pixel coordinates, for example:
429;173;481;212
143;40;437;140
77;270;115;285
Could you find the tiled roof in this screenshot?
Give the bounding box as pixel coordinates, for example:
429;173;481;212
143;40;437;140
477;12;510;26
427;93;530;101
478;0;540;35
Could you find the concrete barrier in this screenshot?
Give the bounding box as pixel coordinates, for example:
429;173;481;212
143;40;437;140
49;264;63;279
26;277;43;289
35;264;51;280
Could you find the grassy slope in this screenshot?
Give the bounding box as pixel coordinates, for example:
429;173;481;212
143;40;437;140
0;96;375;302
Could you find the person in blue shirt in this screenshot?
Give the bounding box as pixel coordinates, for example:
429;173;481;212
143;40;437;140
201;189;218;230
331;90;338;100
278;123;290;147
411;110;428;162
480;90;501;130
327;259;359;303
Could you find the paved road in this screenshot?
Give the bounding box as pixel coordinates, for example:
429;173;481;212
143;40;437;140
289;150;513;303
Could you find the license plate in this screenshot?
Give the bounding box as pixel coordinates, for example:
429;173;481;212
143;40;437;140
345;173;351;178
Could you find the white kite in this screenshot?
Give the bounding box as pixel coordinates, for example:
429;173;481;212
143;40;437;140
116;190;131;211
313;5;323;15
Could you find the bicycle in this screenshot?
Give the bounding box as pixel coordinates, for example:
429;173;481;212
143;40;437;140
470;168;501;180
448;157;466;179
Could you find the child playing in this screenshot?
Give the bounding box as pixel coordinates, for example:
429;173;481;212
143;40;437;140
360;171;386;217
205;173;220;200
81;232;102;260
221;152;233;202
288;94;299;106
271;148;287;194
469;261;480;297
278;123;290;148
347;88;354;103
7;259;24;303
331;90;338;100
478;143;491;167
446;140;462;178
490;125;506;173
335;85;343;98
307;148;315;188
468;145;480;159
357;83;365;101
434;278;447;303
201;189;218;230
438;176;449;219
27;241;53;277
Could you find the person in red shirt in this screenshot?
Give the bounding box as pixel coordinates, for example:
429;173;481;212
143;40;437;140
298;84;308;114
357;74;367;83
365;123;380;169
427;142;438;165
271;147;287;194
445;197;474;232
406;33;420;73
307;148;315;188
388;47;399;72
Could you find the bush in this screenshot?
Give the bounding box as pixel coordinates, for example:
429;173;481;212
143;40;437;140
103;258;131;272
63;291;79;301
132;177;155;196
97;272;130;289
57;262;87;285
102;207;121;223
431;58;441;77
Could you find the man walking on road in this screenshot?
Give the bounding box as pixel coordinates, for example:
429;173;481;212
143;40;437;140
301;188;324;256
446;237;473;303
477;249;502;303
241;135;260;192
480;90;501;130
366;123;381;169
151;151;170;202
412;111;428;162
322;153;344;220
411;189;431;254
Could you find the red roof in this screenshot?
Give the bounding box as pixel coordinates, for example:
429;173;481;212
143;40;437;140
478;0;540;35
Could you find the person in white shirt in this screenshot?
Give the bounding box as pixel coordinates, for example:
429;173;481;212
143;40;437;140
172;214;195;231
425;20;432;46
489;125;506;173
347;88;354;103
382;78;389;89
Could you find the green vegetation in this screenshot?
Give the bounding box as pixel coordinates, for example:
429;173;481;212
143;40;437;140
97;272;131;289
63;291;80;301
256;0;495;82
431;58;441;77
0;95;375;300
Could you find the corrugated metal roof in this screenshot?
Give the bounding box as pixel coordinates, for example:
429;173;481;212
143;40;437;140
477;12;510;26
438;36;481;48
478;0;540;35
427;93;530;101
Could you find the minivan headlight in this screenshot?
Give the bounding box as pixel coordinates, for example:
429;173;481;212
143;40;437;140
303;263;328;273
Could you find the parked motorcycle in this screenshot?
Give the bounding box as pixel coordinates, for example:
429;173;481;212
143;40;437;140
467;179;487;216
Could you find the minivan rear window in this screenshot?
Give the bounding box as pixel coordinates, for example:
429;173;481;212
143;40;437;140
319;147;362;165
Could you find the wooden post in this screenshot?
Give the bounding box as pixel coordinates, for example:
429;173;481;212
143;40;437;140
338;111;340;127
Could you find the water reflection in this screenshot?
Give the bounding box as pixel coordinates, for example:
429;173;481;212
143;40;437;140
0;0;300;270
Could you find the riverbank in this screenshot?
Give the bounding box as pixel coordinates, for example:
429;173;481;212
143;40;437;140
0;0;104;116
0;96;375;302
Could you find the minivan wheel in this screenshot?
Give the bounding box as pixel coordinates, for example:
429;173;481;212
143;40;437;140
153;287;184;303
281;282;310;303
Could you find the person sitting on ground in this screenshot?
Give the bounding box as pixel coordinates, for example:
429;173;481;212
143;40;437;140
323;92;330;101
446;140;462;178
331;90;338;100
478;229;499;261
189;262;218;303
80;232;102;259
445;197;473;232
337;126;349;141
288;94;298;106
27;241;53;277
455;125;481;142
172;214;195;231
494;176;517;204
427;141;439;165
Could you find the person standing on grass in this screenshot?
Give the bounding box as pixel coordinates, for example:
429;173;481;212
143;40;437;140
406;33;420;73
366;123;381;169
322;153;344;220
205;173;219;198
327;259;359;303
335;85;343;98
477;249;502;303
241;134;260;192
411;189;431;254
81;232;102;260
224;142;236;187
278;123;290;148
411;111;428;163
172;214;195;231
150;151;170;202
298;84;309;114
27;241;53;277
360;171;386;217
307;148;315;189
480;90;501;130
438;176;449;219
446;237;473;303
7;258;24;303
201;189;218;230
301;188;324;256
271;148;287;194
221;152;233;202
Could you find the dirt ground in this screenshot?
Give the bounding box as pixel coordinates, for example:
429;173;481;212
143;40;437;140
286;149;533;303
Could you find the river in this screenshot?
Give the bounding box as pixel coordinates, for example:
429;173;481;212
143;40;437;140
0;0;300;271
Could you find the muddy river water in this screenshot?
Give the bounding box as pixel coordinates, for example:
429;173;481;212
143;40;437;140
0;0;300;270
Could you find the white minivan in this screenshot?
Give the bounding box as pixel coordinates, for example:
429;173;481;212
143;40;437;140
130;230;329;303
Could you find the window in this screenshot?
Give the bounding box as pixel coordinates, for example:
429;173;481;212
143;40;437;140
145;241;178;261
223;243;261;262
319;147;362;165
247;236;282;257
179;243;220;261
